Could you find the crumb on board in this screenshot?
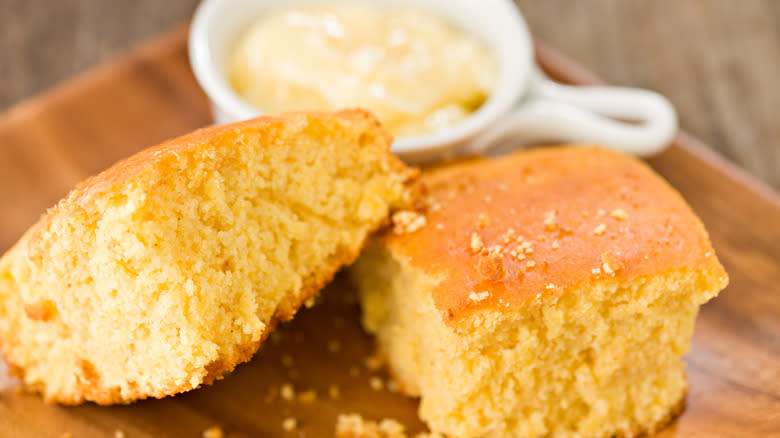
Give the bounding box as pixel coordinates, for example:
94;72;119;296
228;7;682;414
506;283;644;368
202;426;224;438
298;389;317;404
593;223;607;235
280;383;295;401
335;414;444;438
114;430;126;438
369;376;384;391
282;417;298;432
329;384;341;399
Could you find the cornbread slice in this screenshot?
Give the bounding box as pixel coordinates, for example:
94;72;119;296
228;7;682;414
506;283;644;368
351;147;728;438
0;110;414;404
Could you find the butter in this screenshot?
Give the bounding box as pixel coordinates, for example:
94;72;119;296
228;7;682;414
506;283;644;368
228;4;497;136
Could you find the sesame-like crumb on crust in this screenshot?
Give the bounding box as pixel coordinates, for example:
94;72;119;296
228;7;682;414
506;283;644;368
380;146;728;325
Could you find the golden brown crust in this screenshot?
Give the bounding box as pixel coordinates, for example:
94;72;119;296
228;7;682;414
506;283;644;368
383;146;728;324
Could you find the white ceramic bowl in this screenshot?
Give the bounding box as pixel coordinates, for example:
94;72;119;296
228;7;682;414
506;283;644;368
190;0;678;162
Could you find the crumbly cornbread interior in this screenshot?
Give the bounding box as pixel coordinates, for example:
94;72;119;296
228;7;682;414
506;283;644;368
355;246;722;438
0;111;411;404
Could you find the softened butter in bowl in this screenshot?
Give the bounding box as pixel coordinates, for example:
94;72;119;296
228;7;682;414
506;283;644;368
227;4;498;136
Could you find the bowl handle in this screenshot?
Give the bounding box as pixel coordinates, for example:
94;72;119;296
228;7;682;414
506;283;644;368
466;66;678;157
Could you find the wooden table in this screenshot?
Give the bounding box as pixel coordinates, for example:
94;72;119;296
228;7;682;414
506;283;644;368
2;0;779;190
0;8;778;438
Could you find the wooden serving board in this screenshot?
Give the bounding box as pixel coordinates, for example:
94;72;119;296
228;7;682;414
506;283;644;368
0;26;778;438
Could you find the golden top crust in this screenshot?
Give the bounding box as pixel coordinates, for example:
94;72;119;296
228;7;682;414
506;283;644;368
383;146;728;323
26;109;401;255
61;108;392;206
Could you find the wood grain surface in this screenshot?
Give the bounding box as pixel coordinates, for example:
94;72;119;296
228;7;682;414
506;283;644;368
0;26;778;438
2;0;779;190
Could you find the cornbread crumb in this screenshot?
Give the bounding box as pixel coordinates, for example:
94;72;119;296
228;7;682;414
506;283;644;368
469;232;483;253
328;339;342;353
114;430;126;438
597;208;606;217
298;389;317;404
477;213;489;228
203;426;224;438
392;211;427;234
501;228;516;243
545;283;556;290
282;417;298;432
543;210;558;231
552;239;560;249
594;223;607;235
592;267;602;275
468;291;489;303
369;376;384;391
611;208;629;220
329;385;341;399
280;383;295;401
526;260;536;269
485;245;503;258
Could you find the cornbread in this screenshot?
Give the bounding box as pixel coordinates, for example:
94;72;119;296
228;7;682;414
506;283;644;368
351;147;728;438
0;110;414;404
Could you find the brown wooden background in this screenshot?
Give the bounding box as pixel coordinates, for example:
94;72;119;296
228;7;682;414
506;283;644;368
2;0;779;190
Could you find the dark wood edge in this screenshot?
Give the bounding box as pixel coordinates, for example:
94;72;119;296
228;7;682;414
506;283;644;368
0;24;776;209
534;41;780;208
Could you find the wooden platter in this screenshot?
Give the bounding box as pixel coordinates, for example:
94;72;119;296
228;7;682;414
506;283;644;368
0;26;778;437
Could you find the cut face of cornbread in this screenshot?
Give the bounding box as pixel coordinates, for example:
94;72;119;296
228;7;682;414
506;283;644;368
351;147;728;438
0;110;414;404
